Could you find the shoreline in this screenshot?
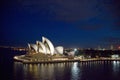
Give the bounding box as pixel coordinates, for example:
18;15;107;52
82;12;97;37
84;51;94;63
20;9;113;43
14;55;120;64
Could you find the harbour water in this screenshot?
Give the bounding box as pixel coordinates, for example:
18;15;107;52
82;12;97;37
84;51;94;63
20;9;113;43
1;48;120;80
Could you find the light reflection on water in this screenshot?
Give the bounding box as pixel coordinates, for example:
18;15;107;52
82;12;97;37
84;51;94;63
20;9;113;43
112;61;120;75
14;61;120;80
71;62;80;80
14;62;76;80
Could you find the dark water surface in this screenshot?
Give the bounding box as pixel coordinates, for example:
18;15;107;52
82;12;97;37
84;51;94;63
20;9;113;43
1;48;120;80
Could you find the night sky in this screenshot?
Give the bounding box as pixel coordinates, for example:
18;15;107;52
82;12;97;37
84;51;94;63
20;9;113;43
1;0;120;48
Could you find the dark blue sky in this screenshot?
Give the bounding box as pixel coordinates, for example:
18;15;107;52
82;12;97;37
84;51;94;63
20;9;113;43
1;0;120;48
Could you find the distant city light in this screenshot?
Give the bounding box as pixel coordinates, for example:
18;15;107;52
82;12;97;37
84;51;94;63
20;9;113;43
118;46;120;49
74;48;77;52
111;55;119;58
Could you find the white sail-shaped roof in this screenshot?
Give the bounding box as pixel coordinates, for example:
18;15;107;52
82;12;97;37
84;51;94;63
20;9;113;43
36;41;46;54
28;36;64;55
29;44;38;53
45;47;51;54
28;43;31;50
55;46;64;54
42;36;54;55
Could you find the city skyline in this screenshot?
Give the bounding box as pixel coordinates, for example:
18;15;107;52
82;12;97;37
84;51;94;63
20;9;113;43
1;0;120;48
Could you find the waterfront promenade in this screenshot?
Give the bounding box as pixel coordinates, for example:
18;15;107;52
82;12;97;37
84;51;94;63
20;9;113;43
79;58;120;62
14;55;120;64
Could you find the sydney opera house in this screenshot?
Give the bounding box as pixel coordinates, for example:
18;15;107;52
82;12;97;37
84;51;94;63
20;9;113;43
14;36;75;63
27;36;64;55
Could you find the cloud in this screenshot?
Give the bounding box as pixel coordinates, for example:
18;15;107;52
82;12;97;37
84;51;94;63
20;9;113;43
74;18;105;30
103;36;120;45
112;21;120;31
18;0;99;21
7;0;119;31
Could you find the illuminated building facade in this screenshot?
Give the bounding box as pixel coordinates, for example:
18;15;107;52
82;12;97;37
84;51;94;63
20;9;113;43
28;36;64;55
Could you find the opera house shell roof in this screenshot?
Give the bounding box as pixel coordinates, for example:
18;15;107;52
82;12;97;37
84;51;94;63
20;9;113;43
28;37;64;55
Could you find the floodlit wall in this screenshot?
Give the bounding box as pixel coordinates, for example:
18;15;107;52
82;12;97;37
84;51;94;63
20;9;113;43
36;41;46;54
42;37;54;55
28;44;38;53
55;46;64;54
28;36;63;55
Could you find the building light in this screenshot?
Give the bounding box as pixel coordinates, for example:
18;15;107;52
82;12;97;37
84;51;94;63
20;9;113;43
74;48;77;52
118;46;120;50
111;55;119;59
